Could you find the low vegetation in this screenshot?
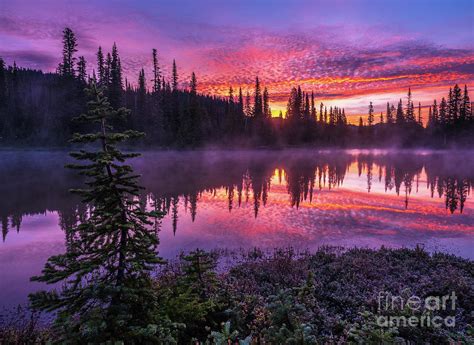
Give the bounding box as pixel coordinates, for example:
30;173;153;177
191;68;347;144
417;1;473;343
1;246;473;344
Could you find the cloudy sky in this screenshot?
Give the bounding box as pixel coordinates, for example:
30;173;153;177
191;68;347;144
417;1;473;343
1;0;473;121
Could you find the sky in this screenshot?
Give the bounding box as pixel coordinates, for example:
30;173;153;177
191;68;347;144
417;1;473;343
1;0;473;121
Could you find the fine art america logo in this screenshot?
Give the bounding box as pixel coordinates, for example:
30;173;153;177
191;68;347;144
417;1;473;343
377;290;457;328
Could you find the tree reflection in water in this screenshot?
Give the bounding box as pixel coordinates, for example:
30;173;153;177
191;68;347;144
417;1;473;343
0;150;473;241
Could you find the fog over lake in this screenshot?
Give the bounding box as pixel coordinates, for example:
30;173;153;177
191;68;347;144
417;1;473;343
1;149;473;307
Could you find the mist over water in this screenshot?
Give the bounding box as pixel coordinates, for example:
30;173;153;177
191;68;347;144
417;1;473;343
1;149;473;307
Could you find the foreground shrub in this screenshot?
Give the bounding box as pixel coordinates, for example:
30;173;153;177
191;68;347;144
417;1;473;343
3;246;473;343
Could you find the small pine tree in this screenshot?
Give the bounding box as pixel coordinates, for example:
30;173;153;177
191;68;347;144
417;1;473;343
29;82;166;343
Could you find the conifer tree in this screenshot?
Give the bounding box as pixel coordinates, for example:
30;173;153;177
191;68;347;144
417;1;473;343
304;93;310;119
238;87;244;114
245;91;251;117
417;102;423;126
319;103;324;123
439;97;447;126
190;72;197;95
228;86;234;103
386;102;393;124
61;27;77;77
0;58;6;108
186;72;200;144
451;84;462;124
263;87;270;118
329;106;335;126
97;46;105;85
428;106;433;128
405;87;415;123
104;52;112;87
77;56;87;83
396;99;404;124
460;84;471;122
29;83;166;343
172;59;178;91
253;77;263;118
368;102;374;126
109;43;123;107
152;49;161;93
432;100;438;125
137;68;147;120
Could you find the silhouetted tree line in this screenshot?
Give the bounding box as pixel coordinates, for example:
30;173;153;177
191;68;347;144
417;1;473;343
357;86;473;147
0;27;472;147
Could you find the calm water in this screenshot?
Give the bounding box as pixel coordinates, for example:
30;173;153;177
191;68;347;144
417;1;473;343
1;149;473;308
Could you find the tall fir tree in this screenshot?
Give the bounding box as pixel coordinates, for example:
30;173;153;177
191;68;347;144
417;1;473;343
152;49;161;93
190;72;197;95
29;82;166;343
319;103;324;123
77;56;87;83
238;87;244;114
97;46;105;86
396;99;405;124
450;84;462;124
137;68;147;120
172;59;178;91
0;58;6;108
405;87;415;123
60;27;77;77
386;102;393;124
417;102;423;126
427;106;433;128
460;84;471;122
253;77;263;118
109;43;123;107
104;52;112;88
368;102;374;126
263;87;270;118
439;97;447;126
228;86;234;103
245;90;251;117
432;99;438;125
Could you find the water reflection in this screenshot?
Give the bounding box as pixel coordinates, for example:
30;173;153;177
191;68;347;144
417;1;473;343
1;150;473;241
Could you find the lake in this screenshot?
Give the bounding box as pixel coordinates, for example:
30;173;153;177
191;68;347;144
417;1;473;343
1;149;473;308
